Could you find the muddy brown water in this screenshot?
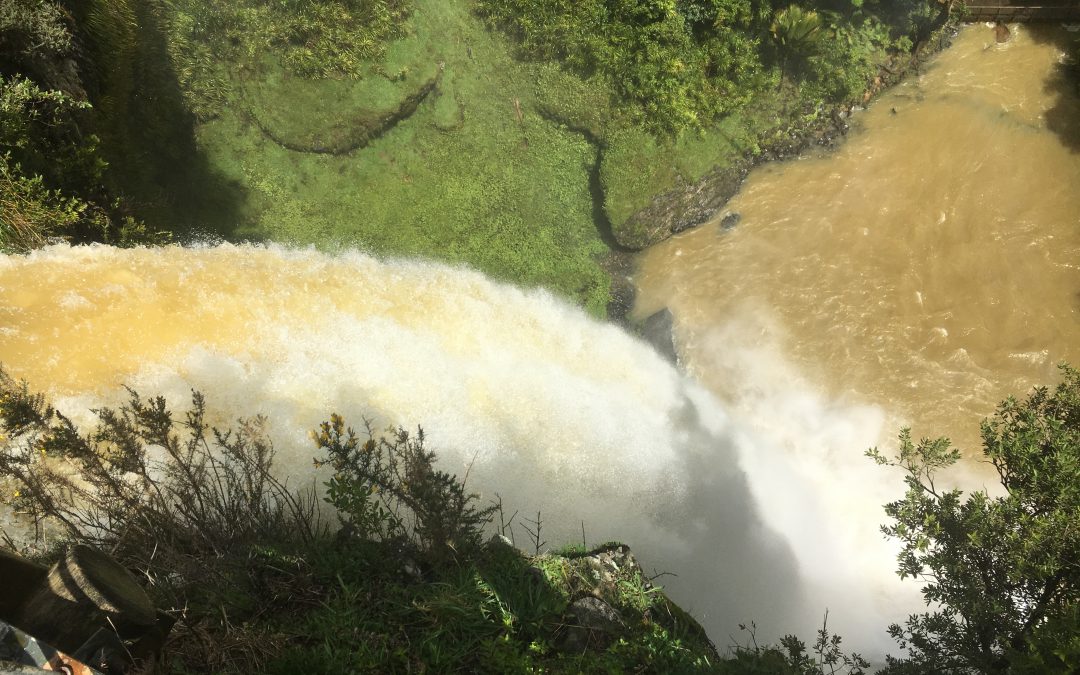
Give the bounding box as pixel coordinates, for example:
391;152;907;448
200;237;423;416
635;23;1080;454
2;22;1078;652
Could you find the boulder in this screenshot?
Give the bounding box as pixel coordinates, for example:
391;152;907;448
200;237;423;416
639;308;678;365
558;596;627;652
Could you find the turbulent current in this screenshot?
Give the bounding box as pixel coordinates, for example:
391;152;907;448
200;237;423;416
1;23;1078;658
636;24;1080;454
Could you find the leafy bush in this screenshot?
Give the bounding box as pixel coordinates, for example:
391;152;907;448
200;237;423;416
804;12;890;102
0;75;102;193
0;370;505;670
869;364;1080;673
313;414;498;565
168;0;411;81
0;153;81;251
476;0;763;133
0;72;167;250
0;370;326;670
0;0;73;62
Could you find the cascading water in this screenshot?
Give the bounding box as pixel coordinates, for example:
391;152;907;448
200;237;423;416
629;21;1080;652
0;243;915;654
4;21;1078;662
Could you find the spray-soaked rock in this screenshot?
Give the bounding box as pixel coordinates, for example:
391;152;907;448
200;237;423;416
639;308;678;365
559;597;627;652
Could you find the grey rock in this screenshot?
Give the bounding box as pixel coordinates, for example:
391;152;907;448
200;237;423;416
486;533;522;556
719;212;741;231
558;624;590;653
640;308;678;365
557;596;627;653
570;597;626;634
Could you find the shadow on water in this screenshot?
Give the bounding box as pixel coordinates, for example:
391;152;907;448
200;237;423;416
79;2;252;242
1026;25;1080;152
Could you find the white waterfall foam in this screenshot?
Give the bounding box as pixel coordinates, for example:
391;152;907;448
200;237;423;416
0;243;921;655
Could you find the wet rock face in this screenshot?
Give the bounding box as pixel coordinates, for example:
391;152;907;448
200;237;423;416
558;596;627;652
638;308;678;365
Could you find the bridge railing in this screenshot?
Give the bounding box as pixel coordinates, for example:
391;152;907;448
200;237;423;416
961;1;1080;22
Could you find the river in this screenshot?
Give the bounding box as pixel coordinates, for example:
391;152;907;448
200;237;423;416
1;22;1077;658
635;23;1080;454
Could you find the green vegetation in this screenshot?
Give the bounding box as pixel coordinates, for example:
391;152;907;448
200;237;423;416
145;0;615;313
0;0;954;311
0;1;71;73
474;0;951;248
4;364;1078;673
476;0;765;134
0;1;165;251
0;370;722;672
3;2;1078;672
869;364;1080;673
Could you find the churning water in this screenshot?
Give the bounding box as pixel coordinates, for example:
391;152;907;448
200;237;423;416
0;242;911;652
2;22;1078;658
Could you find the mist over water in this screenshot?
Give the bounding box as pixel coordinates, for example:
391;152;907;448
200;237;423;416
1;243;915;653
4;22;1077;661
629;21;1080;651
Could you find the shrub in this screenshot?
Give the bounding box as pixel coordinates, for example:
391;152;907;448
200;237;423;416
313;414;498;565
0;369;326;670
0;153;81;251
0;74;167;250
475;0;763;134
869;364;1080;673
167;0;411;81
0;0;73;62
0;369;502;669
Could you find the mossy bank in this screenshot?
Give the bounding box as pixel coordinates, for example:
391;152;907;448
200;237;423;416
3;0;957;318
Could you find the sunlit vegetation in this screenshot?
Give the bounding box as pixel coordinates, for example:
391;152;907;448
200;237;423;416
0;78;162;251
2;2;1078;672
4;363;1077;672
162;0;615;314
476;0;766;134
474;0;952;248
869;364;1080;673
0;371;725;672
0;0;955;310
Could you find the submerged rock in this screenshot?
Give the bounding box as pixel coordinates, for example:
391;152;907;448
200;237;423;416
995;21;1011;43
719;212;741;231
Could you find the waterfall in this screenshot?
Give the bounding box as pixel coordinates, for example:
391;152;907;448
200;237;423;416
0;242;921;654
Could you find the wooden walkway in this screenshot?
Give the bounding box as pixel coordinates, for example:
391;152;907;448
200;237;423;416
963;0;1080;21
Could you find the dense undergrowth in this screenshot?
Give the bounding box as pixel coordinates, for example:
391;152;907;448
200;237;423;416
3;3;1079;673
4;364;1080;673
0;368;857;673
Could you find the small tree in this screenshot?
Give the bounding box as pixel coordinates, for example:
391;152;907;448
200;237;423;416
869;364;1080;673
312;414;497;566
770;4;824;86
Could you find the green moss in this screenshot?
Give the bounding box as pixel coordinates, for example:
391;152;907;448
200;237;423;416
533;64;616;138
